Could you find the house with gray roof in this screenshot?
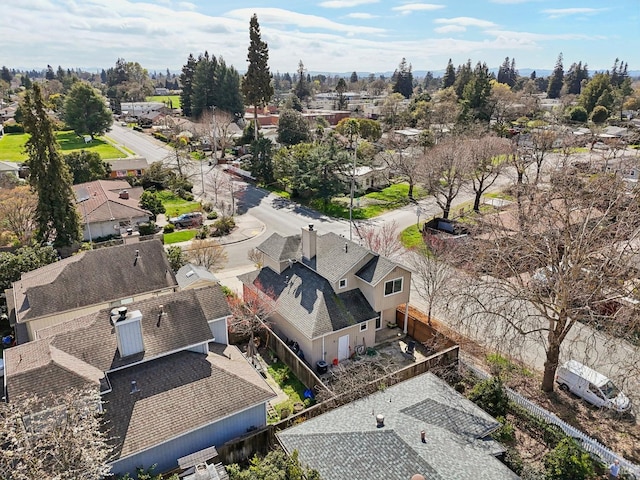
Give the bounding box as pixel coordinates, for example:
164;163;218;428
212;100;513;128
3;284;275;476
5;240;178;343
177;263;220;290
277;372;520;480
239;225;411;368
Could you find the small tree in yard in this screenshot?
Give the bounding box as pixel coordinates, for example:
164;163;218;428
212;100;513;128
543;438;594;480
166;245;186;272
467;376;509;417
356;220;401;259
0;389;112;480
185;238;227;271
139;190;165;220
410;246;454;326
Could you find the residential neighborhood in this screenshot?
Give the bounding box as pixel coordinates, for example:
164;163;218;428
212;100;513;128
1;3;640;479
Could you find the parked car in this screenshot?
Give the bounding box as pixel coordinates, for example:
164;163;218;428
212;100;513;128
556;360;631;413
170;212;203;228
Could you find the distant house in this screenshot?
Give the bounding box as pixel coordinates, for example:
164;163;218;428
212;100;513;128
604;155;640;182
0;160;20;177
338;165;390;193
108;157;149;179
73;179;151;240
3;284;274;476
239;225;411;367
121;102;167;121
5;240;178;343
278;372;519;480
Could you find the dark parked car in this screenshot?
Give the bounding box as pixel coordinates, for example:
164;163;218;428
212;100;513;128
170;212;203;228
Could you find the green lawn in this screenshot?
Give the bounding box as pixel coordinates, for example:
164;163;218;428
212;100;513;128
314;182;426;220
267;361;310;419
0;131;124;161
146;95;181;109
400;224;425;249
156;190;201;217
163;230;197;244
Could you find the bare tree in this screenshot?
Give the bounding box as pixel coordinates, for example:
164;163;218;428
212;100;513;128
206;168;231;207
381;133;424;199
247;247;264;268
455;169;640;392
185;238;228;271
356;220;402;259
467;135;511;212
410;247;455;325
0;185;37;245
420;136;470;220
0;389;112;480
527;128;557;185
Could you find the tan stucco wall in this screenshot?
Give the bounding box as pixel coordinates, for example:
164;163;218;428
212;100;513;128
355;265;411;316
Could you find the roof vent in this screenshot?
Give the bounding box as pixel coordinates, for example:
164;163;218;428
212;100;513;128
130;380;140;394
119;190;129;200
376;414;384;428
344;242;348;253
134;249;140;266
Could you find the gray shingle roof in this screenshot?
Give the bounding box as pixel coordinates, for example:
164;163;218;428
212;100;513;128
277;372;519;480
302;232;372;284
104;346;276;460
356;255;398;285
257;233;301;261
13;240;177;322
176;263;219;289
239;264;377;339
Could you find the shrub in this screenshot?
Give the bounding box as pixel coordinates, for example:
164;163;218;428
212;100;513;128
152;132;168;143
503;447;524;476
213;216;235;236
201;202;213;213
590;105;609;124
468;376;509;418
133;125;143;132
568;106;588;123
279;407;291;419
493;416;516;444
163;223;175;234
3;124;24;133
221;285;235;297
543;438;594;480
207;211;218;220
196;225;210;239
137;221;157;236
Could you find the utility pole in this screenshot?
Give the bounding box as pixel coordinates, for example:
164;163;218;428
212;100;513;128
211;106;217;165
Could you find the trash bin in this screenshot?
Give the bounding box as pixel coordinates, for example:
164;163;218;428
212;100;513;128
316;360;328;375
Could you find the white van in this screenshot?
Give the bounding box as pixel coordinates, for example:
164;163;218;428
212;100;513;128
556;360;631;413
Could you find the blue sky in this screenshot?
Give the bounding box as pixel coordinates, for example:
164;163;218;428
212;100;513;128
2;0;639;75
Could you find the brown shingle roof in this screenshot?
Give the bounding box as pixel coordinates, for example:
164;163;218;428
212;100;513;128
73;179;149;223
13;240;177;323
104;346;276;460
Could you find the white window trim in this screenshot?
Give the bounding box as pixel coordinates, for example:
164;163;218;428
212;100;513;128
339;278;347;289
384;277;403;297
360;322;368;331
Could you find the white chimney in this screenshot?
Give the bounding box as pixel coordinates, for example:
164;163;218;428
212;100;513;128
302;224;317;261
113;309;145;357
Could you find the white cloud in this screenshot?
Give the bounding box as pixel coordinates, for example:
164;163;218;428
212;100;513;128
392;3;445;15
434;25;466;33
542;8;608;19
434;17;497;28
225;8;385;34
319;0;378;7
484;29;594;42
345;12;378;19
177;2;197;10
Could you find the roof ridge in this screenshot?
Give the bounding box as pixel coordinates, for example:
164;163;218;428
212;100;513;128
49;345;104;385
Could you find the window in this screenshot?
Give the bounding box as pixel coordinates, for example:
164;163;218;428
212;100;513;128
360;322;368;331
384;278;403;296
339;278;347;289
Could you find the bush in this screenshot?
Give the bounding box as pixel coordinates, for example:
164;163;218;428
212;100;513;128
503;447;524;476
152;132;169;143
590;105;609;124
279;407;291;419
568;106;588;123
543;438;595;480
493;416;516;444
468;376;509;418
3;124;24;133
201;202;213;213
137;221;157;236
207;211;218;220
163;223;175;234
213;216;235;236
196;225;209;239
133;125;143;132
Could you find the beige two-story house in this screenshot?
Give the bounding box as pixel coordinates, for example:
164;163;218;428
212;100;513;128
239;225;411;368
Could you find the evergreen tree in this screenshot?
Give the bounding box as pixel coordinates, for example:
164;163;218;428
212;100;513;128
64;151;111;184
191;51;217;118
294;60;312;102
45;65;55;80
454;59;473;98
579;73;613;113
392;58;413;99
462;62;493;122
251;138;274;184
179;53;197;117
497;57;511;85
563;61;589;95
242;14;274;142
0;66;12;83
335;78;348;110
22;84;80;247
442;59;456;88
277;108;311;146
63;82;113;138
350;71;358;83
219;63;244;117
547;53;564;99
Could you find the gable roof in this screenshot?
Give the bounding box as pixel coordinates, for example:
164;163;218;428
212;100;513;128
73;180;149;224
258;233;302;261
104;345;276;461
176;263;220;290
301;232;372;284
356;255;398;286
239;263;377;339
278;372;519;480
108;157;149;172
12;240;177;323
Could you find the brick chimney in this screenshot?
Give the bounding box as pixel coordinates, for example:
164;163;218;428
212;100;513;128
301;224;317;261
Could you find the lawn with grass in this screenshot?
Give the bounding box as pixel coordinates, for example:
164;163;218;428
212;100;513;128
400;224;425;249
156;190;201;217
0;131;124;161
146;95;181;108
163;229;197;244
267;361;309;417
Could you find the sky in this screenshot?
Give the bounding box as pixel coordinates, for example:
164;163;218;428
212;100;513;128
2;0;639;76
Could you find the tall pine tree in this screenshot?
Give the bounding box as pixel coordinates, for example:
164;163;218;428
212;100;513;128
392;58;414;99
179;54;197;117
547;53;564;99
22;84;80;247
442;59;456;88
242;14;274;142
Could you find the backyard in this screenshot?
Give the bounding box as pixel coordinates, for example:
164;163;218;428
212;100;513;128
146;95;181;109
0;131;124;161
156;190;201;217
